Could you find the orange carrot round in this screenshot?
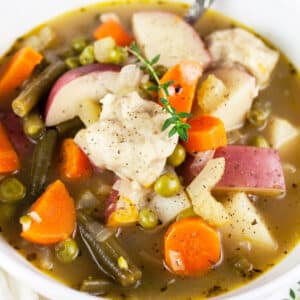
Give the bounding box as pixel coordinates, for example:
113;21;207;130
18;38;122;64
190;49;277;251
0;47;43;99
159;61;203;118
164;217;221;276
60;138;92;180
93;20;133;46
21;180;76;245
0;122;20;174
183;115;227;153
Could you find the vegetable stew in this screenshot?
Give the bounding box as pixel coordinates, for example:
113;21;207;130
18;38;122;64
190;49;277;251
0;1;300;299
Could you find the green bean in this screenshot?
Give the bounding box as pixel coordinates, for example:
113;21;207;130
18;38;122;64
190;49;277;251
55;117;84;137
65;56;80;69
80;277;112;296
23;112;45;140
79;45;95;66
55;238;79;263
78;210;142;287
12;61;67;117
30;129;58;197
72;37;89;53
0;178;26;204
0;203;16;223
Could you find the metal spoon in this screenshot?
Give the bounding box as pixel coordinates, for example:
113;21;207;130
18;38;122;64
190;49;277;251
184;0;215;24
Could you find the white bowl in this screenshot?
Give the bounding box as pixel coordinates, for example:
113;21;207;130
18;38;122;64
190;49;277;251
0;1;299;299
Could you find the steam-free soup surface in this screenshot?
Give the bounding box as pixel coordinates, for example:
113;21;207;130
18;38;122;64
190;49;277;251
0;2;300;300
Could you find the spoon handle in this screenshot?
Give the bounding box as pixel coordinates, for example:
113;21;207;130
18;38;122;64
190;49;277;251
185;0;215;24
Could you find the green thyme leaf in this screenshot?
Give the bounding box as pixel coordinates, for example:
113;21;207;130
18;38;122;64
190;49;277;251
290;289;296;300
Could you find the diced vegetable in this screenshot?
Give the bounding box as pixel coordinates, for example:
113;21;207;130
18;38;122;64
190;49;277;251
55;238;79;264
78;211;142;287
0;123;20;174
214;145;286;196
60;138;92;180
0;203;17;223
149;189;191;224
21;180;76;245
186;158;228;226
249;135;270;148
94;37;116;63
0;47;43;99
80;278;112;296
78;99;101;127
194;68;258;131
45;64;120;126
206;28;279;88
138;208;159;229
0;177;26;204
132;12;211;69
30;129;58;197
167;144;186;167
178;150;215;185
265;116;299;149
164;217;221;276
56;117;84;138
154;173;181;197
23;112;45;140
12;61;67;117
197;74;228;113
220;192;277;251
159;61;203;116
93;20;133;47
183;116;227;153
107;196;139;227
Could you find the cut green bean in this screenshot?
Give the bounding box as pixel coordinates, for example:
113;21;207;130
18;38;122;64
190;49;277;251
78;210;142;287
30;129;58;197
0;203;16;223
12;61;67;117
23;112;45;140
0;177;26;204
80;277;112;296
55;117;84;137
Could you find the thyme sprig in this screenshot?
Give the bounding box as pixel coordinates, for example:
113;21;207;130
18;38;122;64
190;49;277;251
127;43;191;141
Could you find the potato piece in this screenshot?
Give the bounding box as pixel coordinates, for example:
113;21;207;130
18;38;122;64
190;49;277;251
197;74;228;113
194;68;258;131
206;28;279;89
221;192;278;251
149;190;191;224
186;158;228;226
265;116;299;149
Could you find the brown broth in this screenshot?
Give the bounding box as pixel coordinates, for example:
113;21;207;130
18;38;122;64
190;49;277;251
0;2;300;299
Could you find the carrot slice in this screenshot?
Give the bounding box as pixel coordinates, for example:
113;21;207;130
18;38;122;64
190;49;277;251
60;138;92;180
164;217;221;276
0;122;20;174
0;47;43;98
183;116;227;153
93;20;133;46
21;180;76;245
159;61;203;118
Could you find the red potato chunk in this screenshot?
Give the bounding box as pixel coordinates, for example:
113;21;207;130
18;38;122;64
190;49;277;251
213;145;286;196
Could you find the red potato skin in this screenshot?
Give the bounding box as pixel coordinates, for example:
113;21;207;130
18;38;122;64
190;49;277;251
0;112;33;156
104;189;119;223
177;150;215;185
45;63;121;118
214;145;286;193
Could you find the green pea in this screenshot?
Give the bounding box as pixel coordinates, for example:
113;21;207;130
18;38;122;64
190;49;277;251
250;135;270;148
72;37;88;53
176;207;197;221
167;144;186;167
153;65;168;79
154;173;181;197
79;45;95;66
138;208;158;229
138;82;158;100
108;46;127;65
0;203;16;223
0;178;26;204
65;56;80;69
55;238;79;264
